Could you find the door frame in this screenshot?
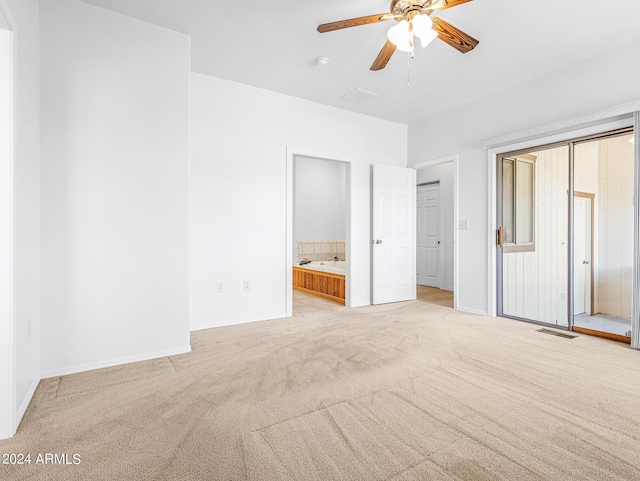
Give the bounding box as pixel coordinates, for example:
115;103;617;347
489;118;638;343
0;0;15;440
285;146;352;315
488;117;634;319
414;155;458;308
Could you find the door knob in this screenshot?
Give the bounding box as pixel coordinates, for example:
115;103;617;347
583;260;589;264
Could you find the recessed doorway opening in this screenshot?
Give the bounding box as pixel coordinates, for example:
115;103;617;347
290;155;349;314
414;157;456;309
572;133;634;342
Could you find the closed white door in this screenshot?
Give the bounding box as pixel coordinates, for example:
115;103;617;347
372;164;416;305
416;183;440;287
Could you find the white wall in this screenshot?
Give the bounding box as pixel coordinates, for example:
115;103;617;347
294;156;346;261
39;0;190;376
409;39;640;315
190;72;407;330
416;162;454;290
0;0;40;440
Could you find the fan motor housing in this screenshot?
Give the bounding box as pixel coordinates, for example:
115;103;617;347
390;0;439;21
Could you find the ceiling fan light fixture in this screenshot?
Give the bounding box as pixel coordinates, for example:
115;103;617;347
412;14;438;48
387;20;413;52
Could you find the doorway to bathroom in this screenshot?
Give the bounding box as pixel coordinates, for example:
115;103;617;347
291;156;348;314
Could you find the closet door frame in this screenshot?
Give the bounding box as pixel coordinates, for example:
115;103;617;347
493;123;638;346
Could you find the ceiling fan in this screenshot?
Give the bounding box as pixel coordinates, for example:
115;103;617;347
317;0;479;71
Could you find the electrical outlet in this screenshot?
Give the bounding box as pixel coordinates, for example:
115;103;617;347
561;293;566;300
458;220;469;230
217;282;224;293
244;280;250;291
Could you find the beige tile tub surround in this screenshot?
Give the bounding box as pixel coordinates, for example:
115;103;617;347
297;240;345;262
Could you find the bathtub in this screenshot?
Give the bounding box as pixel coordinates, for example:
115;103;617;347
295;260;346;275
293;261;346;304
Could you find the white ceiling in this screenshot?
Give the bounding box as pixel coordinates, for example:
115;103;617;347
78;0;640;124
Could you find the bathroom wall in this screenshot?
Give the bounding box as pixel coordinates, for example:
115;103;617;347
293;157;346;262
297;241;346;263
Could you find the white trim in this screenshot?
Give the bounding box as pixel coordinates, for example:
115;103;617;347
453;156;459;309
457;306;488;316
0;0;16;440
39;345;192;379
190;312;288;332
487;116;634;317
413;155;456;170
632;113;640;350
481;100;640;150
414;154;459;309
285;146;353;316
15;376;38;424
0;1;16;31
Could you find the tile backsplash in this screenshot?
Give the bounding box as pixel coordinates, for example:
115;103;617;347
297;240;345;262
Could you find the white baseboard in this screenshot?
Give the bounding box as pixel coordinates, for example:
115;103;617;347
190;319;249;332
457;306;488;316
190;312;288;332
40;344;192;379
14;376;39;431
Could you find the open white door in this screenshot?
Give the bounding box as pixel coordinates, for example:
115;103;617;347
372;164;416;305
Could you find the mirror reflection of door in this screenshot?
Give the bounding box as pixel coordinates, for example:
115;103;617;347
497;129;634;341
497;146;569;328
573;194;593;317
572;135;633;340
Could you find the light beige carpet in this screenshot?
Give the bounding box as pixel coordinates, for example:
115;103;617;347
416;285;454;308
1;291;640;480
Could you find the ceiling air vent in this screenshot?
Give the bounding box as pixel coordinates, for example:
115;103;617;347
340;87;380;104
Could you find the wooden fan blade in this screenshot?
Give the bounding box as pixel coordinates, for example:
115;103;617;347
431;17;479;53
317;14;392;33
439;0;474;10
370;40;397;71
